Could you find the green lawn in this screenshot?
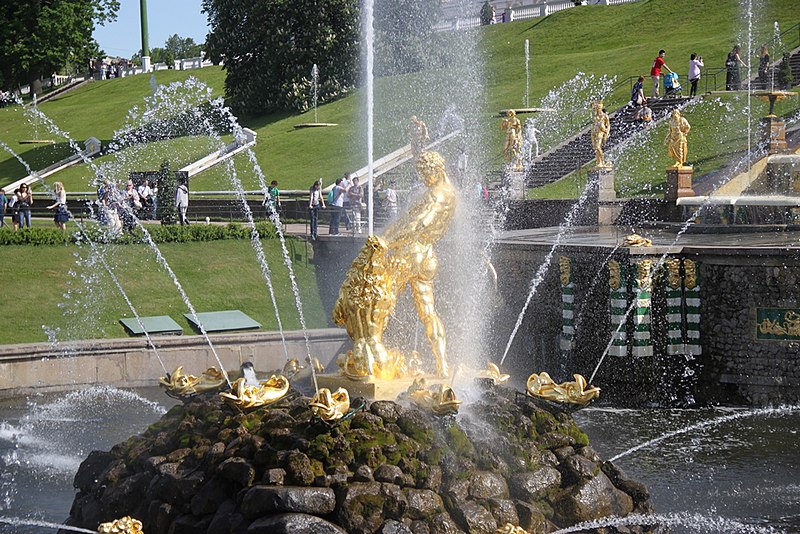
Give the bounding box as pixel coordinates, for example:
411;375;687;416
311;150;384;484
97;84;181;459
1;0;796;194
0;238;327;344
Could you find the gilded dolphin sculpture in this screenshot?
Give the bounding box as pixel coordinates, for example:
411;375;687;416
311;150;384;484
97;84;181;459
409;380;462;416
97;516;144;534
159;366;227;397
309;387;351;421
219;375;290;410
526;372;600;406
478;362;510;385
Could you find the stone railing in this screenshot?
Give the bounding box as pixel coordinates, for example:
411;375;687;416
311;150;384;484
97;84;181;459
433;0;640;31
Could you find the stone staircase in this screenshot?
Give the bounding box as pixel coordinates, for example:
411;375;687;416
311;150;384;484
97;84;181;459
526;97;691;187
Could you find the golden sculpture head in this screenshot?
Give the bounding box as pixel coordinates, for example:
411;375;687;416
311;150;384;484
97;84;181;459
671;109;681;120
507;110;516;117
417;151;447;186
559;256;571;286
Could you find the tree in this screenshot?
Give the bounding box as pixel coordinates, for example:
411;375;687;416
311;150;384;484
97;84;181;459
480;1;493;26
777;53;794;90
164;34;202;62
374;0;440;76
202;0;359;115
0;0;119;93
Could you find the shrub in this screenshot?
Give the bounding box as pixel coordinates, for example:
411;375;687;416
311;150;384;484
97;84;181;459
0;220;279;246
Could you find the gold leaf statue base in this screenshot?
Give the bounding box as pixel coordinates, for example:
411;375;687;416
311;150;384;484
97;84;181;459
316;373;449;401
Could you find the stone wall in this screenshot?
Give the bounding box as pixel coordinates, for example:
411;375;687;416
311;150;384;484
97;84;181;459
700;257;800;405
491;241;800;406
0;329;350;397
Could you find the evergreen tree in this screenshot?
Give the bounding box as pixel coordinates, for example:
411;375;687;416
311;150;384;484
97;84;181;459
480;1;492;26
777;53;794;90
157;160;178;225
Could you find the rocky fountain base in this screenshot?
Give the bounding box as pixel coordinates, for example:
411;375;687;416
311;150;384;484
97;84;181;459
66;386;653;533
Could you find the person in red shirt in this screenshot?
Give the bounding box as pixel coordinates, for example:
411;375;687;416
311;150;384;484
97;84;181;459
650;50;673;97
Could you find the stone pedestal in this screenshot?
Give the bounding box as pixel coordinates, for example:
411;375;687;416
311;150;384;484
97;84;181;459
591;166;620;225
664;166;695;201
503;170;526;200
316;373;448;401
760;115;787;154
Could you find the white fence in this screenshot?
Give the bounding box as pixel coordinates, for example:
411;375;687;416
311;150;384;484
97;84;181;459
434;0;640;32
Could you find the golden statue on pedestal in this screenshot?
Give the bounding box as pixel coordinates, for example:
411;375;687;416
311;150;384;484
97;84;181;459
410;115;430;156
333;151;456;380
591;101;611;168
665;109;691;167
501;110;523;167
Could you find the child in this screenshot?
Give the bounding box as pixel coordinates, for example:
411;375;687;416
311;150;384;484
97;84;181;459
0;188;6;227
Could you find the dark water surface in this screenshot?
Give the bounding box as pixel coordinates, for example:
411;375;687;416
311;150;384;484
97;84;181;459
0;388;797;533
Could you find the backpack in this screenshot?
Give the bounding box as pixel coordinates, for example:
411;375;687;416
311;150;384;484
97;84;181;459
327;188;335;204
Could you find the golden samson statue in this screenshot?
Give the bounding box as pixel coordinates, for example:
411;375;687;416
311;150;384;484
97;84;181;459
333;151;456;379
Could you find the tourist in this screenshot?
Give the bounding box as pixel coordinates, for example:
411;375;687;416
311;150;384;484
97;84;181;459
758;45;770;88
0;188;6;227
329;178;347;235
175;179;189;226
635;103;653;126
340;173;352;231
631;76;646;107
123;180;141;231
151;181;158;220
264;180;281;219
46;181;69;231
347;177;364;233
8;189;19;231
688;53;704;98
384;180;398;219
308;179;325;240
137;179;153;219
726;45;744;91
650;50;672;97
16;183;33;229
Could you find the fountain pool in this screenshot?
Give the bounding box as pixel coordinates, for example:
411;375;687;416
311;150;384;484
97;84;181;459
1;390;798;532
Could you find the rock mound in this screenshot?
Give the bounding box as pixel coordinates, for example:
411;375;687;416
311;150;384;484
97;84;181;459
67;387;654;533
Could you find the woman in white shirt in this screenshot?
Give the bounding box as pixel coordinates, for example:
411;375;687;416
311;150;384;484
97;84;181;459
688;53;704;98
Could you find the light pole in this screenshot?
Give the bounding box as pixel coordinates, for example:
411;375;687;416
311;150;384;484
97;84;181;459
140;0;151;72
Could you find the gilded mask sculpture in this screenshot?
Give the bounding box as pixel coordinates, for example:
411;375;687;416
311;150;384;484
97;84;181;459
495;524;529;534
636;260;653;291
608;260;622;291
559;256;571;286
159;366;227;398
526;372;600;406
97;516;144;534
218;375;290;410
684;259;698;289
478;362;510;385
333;151;456;380
666;258;681;289
309;387;351;421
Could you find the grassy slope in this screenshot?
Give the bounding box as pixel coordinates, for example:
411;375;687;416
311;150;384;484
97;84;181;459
0;238;326;344
1;0;797;194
